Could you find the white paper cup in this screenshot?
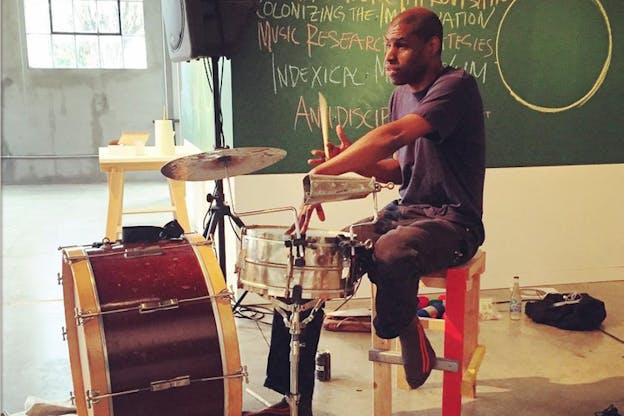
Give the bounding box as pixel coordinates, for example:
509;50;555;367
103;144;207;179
154;120;175;155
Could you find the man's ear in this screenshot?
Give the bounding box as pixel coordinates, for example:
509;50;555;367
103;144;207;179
428;36;442;56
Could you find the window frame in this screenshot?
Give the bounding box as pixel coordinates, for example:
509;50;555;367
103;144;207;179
24;0;147;70
48;0;122;36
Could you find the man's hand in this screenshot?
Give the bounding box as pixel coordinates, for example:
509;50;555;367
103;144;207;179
291;126;349;235
307;125;352;166
286;203;325;235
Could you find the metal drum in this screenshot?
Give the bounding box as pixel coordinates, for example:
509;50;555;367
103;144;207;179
60;233;243;416
236;225;355;299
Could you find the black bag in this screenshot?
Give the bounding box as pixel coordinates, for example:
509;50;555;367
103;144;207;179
525;292;606;331
121;220;184;243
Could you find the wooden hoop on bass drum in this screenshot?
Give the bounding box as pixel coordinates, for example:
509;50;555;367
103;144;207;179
60;233;243;416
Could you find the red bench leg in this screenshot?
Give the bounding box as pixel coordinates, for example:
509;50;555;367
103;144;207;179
442;267;467;416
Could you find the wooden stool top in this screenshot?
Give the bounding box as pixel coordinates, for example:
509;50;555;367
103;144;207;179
421;250;486;289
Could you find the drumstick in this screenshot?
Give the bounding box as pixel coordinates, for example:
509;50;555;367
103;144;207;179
318;92;330;159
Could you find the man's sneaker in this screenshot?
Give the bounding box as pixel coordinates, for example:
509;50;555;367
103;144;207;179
242;398;289;416
398;315;437;389
243;397;313;416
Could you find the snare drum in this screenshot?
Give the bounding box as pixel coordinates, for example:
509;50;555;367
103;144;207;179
60;233;243;416
236;225;355;299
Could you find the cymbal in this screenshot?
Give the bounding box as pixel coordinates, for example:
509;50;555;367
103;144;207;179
161;147;287;181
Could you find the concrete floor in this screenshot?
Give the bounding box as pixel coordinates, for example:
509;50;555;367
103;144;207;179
1;182;623;415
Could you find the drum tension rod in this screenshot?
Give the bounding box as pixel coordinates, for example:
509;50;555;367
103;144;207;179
85;366;248;407
150;375;191;391
60;240;211;264
74;289;233;325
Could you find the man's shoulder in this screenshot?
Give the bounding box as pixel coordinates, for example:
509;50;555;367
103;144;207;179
434;67;482;103
438;67;476;86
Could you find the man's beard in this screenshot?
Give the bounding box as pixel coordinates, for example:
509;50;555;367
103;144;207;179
389;64;426;86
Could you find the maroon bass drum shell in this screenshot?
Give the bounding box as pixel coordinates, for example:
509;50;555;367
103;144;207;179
60;233;243;416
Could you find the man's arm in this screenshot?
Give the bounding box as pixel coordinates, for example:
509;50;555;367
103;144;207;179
295;113;433;233
354;158;402;185
309;113;433;183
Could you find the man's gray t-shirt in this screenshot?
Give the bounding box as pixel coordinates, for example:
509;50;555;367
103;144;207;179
389;66;485;242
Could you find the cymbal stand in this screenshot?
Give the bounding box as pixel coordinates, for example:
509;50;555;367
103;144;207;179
203;175;245;275
271;288;324;416
203;55;235;280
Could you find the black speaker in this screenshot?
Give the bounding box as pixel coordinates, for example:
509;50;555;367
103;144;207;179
162;0;257;62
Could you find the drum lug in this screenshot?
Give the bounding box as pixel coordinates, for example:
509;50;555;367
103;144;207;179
85;390;100;408
57;273;63;286
61;326;67;341
139;299;180;314
241;365;249;384
150;375;191;391
286;236;307;268
124;246;163;258
216;288;235;304
74;308;90;326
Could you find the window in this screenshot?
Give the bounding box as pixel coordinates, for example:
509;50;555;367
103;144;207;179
24;0;147;69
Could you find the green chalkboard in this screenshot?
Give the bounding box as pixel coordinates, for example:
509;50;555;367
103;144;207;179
231;0;624;173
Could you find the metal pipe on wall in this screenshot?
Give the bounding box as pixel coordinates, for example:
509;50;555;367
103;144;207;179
0;155;98;159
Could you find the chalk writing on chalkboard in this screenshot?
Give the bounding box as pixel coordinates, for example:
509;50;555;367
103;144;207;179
496;0;613;113
230;0;622;171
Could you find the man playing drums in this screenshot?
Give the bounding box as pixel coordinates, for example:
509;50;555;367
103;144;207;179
244;6;485;416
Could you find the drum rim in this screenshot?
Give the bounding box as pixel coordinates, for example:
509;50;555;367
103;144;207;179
242;224;350;241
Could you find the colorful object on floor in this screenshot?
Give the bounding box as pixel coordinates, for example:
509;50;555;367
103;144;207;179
417;295;430;308
417;298;446;318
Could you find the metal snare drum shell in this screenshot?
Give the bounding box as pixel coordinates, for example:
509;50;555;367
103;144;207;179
237;225;353;299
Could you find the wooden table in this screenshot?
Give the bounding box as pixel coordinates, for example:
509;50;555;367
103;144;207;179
98;145;201;241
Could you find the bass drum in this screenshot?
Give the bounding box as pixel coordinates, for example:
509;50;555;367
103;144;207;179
61;233;243;416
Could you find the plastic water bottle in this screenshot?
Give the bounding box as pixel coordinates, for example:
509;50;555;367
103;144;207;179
509;276;522;320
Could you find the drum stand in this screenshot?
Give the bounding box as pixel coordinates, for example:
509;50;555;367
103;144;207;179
266;228;369;416
271;286;324;416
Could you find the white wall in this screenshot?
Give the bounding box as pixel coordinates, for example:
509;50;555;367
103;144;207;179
197;163;624;302
481;164;624;286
